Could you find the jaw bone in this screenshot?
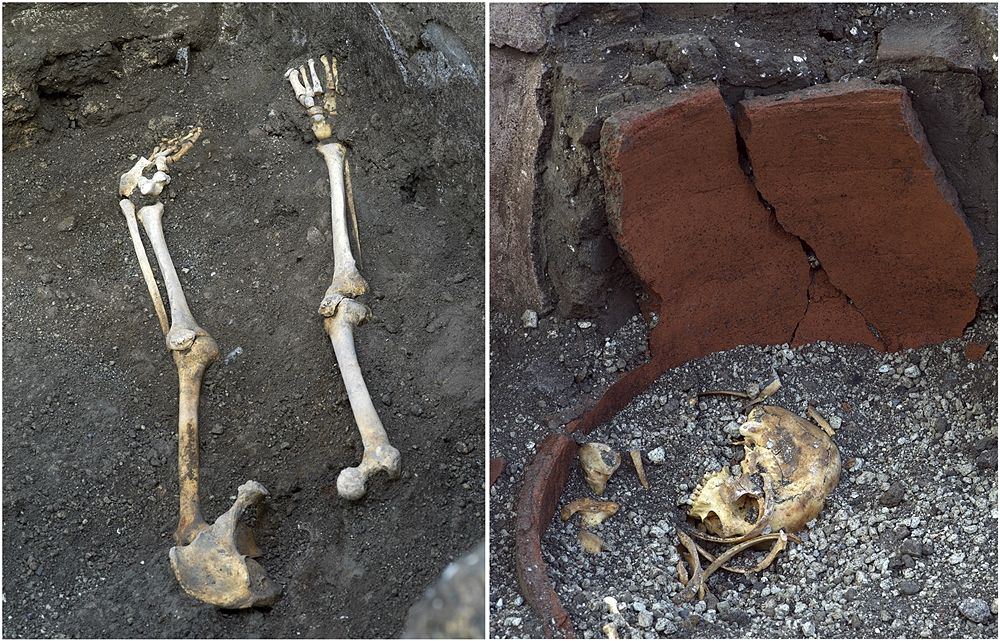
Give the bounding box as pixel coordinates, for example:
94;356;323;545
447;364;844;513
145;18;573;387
118;129;279;607
286;55;401;500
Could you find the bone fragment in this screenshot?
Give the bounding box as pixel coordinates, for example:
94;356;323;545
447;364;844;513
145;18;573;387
579;530;604;554
579;442;621;495
807;404;836;436
678;532;793;602
629;449;649;490
325;300;401;499
560;498;619;528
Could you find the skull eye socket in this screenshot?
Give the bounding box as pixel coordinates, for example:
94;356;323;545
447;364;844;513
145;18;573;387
705;491;758;531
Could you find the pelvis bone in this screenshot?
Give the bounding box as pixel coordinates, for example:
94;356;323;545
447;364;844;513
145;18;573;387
689;405;841;542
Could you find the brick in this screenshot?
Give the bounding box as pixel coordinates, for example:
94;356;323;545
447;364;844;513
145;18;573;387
737;80;979;350
514;433;577;638
601;83;809;374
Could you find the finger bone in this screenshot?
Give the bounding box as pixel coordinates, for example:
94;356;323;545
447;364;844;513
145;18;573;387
285;68;314;108
308;58;323;94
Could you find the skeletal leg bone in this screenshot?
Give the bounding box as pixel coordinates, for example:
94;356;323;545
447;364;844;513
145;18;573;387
325;300;401;500
317;142;368;310
287;55;400;499
118;129;279;607
119;199;169;335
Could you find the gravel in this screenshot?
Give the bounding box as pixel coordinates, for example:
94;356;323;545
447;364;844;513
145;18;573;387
491;305;997;638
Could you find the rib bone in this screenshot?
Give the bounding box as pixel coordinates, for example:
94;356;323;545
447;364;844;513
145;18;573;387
118;129;278;607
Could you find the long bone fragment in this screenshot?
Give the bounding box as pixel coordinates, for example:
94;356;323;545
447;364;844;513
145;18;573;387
286;54;400;499
119;130;278;607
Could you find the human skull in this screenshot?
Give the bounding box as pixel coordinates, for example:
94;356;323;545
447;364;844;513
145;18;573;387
689;405;840;539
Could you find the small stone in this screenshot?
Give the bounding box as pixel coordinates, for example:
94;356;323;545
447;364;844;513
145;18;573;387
801;621;815;636
900;539;923;557
903;364;921;378
878;482;906;507
455;441;472;454
577;320;593;329
637;612;654;628
648;447;666;465
948;552;965;565
899;580;921;595
958;598;991;624
306;226;324;246
40;273;54;284
57;215;76;232
210;425;225;435
521;309;538;329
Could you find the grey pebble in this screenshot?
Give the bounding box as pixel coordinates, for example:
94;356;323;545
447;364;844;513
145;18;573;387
958;598;991;624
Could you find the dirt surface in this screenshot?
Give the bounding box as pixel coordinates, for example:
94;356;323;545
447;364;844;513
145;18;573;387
2;3;484;638
489;311;998;638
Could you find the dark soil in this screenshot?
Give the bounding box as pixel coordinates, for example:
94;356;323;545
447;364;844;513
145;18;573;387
2;3;484;638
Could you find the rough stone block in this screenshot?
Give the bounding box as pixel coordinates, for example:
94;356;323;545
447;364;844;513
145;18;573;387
489;2;548;52
737;80;979;350
489;48;547;311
